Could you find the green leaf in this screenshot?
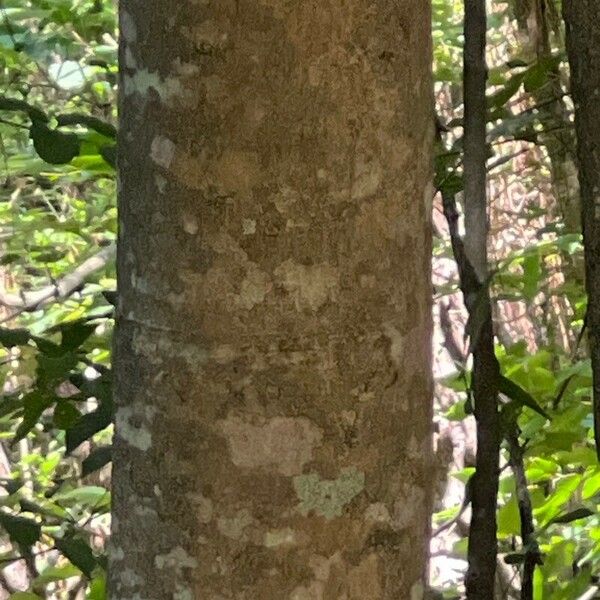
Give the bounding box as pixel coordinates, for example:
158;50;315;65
0;252;21;265
99;144;116;168
498;375;550;420
583;469;600;500
0;96;47;122
54;534;98;578
535;474;581;524
9;593;43;600
66;400;112;453
522;253;541;301
54;401;82;429
87;570;106;600
82;446;112;477
36;352;78;385
101;290;117;306
445;399;468;421
19;498;69;521
33;563;81;586
13;391;54;444
55;113;116;139
0;512;41;547
498;494;520;537
59;322;96;351
547;507;595;526
523;55;561;93
503;552;524;564
487;72;525;109
55;486;110;511
30;121;80;165
507;58;529;68
0;327;30;347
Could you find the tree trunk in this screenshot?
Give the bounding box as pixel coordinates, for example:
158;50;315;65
563;0;600;459
111;2;434;598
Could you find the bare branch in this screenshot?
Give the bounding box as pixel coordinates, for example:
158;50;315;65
0;243;115;313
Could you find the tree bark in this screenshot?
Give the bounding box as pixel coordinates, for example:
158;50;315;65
563;0;600;459
462;1;501;597
111;2;434;598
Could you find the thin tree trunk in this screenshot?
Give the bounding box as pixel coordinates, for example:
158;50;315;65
463;0;489;283
463;1;501;597
111;2;434;598
563;0;600;459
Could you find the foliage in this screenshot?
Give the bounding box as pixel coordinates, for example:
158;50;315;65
0;0;116;596
432;0;598;598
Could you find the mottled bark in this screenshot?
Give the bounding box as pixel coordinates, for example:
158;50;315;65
563;0;600;459
111;2;434;599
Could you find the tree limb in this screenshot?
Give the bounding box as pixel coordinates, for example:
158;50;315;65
507;428;543;600
0;243;115;313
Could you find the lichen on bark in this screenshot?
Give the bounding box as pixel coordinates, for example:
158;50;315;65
293;467;366;519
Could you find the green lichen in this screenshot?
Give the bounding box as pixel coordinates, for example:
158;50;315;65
293;467;365;519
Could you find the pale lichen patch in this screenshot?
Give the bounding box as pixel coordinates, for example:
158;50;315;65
173;585;193;600
154;546;197;570
115;403;156;452
211;344;238;364
293;467;365;519
189;493;213;523
290;582;324;600
410;580;425;600
124;47;137;70
242;218;256;235
237;264;272;310
382;323;404;369
112;546;125;562
219;415;323;476
134;504;157;518
120;569;144;588
183;215;199;235
273;185;300;213
264;527;297;548
150;135;176;169
308;552;343;582
351;158;382;201
123;70;187;103
275;260;339;312
155;174;167;193
217;509;254;540
423;180;435;218
364;502;391;524
120;11;137;43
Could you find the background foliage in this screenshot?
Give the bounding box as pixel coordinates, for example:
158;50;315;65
0;0;595;598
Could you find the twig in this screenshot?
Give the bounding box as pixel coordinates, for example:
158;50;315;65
442;188;501;599
0;243;115;317
506;428;543;600
553;314;587;409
